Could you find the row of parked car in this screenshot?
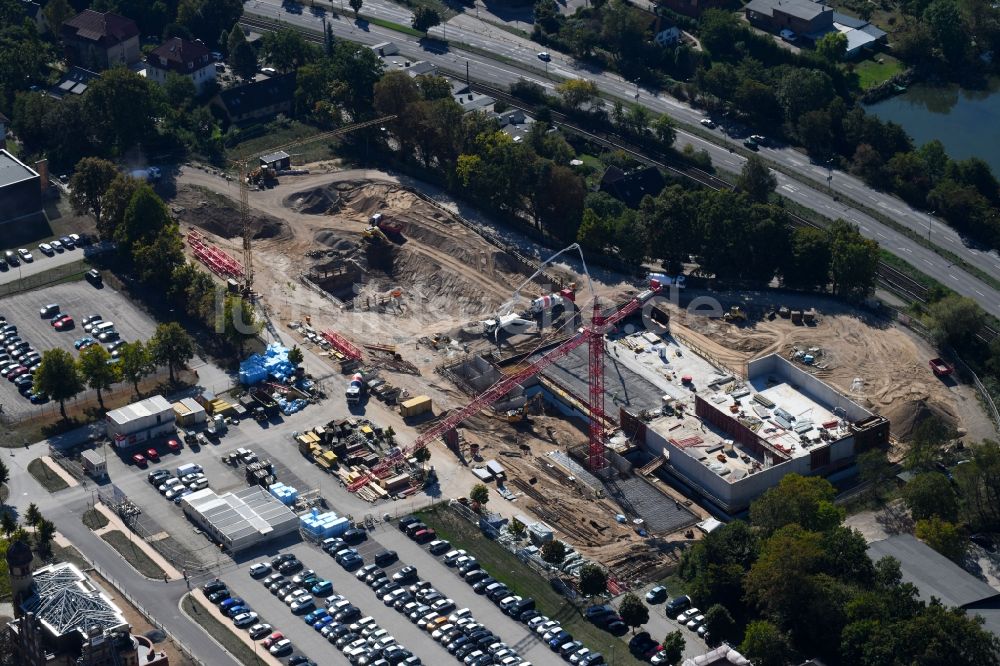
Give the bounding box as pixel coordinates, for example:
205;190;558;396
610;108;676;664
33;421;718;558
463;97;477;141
261;552;422;666
147;462;206;503
0;234;84;271
407;515;612;666
0;315;47;403
201;572;314;665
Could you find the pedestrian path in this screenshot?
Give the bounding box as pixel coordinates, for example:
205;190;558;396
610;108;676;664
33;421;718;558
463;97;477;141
92;503;184;580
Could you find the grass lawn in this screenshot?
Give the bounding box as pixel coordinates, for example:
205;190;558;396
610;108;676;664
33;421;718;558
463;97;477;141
182;594;267;666
226;120;341;165
82;508;109;530
418;505;647;666
389;0;459;21
27;459;69;492
365;15;426;37
101;530;166;579
853;56;904;90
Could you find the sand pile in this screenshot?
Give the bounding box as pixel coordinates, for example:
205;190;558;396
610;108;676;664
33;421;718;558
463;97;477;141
285;187;343;214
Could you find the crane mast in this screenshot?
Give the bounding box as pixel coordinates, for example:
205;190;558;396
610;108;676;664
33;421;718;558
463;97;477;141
348;276;661;492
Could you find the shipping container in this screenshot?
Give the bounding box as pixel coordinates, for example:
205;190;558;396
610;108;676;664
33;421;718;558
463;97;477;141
399;395;432;418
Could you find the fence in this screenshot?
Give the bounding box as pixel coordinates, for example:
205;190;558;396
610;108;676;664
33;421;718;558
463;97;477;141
949;350;1000;429
0;261;90;298
87;559;205;666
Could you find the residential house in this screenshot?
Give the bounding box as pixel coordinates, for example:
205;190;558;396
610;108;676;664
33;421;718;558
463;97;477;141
61;10;140;70
213;72;297;125
744;0;834;35
146;37;216;94
19;0;47;33
599;166;666;208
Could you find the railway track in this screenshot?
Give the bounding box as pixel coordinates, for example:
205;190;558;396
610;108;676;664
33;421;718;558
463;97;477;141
238;14;1000;345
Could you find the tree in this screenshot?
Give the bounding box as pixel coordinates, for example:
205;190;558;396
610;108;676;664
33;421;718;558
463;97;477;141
749;473;844;536
77;344;116;409
34;349;84;419
740;620;790;666
509;517;526;537
288;345;304;366
738;155;777;203
43;0;75;36
69;157;118;228
469;483;490;506
149;322;194;384
907;416;954;471
220;295;260;355
177;0;243;45
702;604;735;641
600;0;649;68
412;7;441;35
118;341;153;397
578;563;608;596
24;503;41;527
557;79;599;111
413;446;431;464
785;226;831;290
0;459;8;489
660;631;685;666
927;295;984;349
261;27;318;72
0;512;15;538
925;0;969;64
618;592;649;633
164;71;197;109
34;518;55;558
816;31;848;61
857;448;893;500
541;539;567;564
227;25;257;81
349;0;363;17
83;68;157;154
416;74;452;100
99;174;143;241
652;115;676;147
828;220;879;300
904;472;959;521
916;516;966;561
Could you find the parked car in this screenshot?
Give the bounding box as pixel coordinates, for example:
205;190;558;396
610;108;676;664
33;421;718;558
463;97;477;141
249;562;272;578
85;269;103;286
17;249;32;262
248;623;273;639
39;303;59;318
646;586;668;604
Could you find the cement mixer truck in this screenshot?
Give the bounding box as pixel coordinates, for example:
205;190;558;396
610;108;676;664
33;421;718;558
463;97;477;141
526;288;576;316
346;371;365;405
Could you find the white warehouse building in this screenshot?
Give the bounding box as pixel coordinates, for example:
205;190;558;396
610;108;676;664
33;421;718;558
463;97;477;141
106;395;175;449
180;486;299;553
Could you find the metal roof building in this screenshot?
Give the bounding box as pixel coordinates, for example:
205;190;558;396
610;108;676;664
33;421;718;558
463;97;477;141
106;394;175;447
21;562;128;639
181;486;299;553
868;534;1000;636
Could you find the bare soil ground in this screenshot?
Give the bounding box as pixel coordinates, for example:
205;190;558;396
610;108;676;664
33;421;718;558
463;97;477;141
665;300;993;441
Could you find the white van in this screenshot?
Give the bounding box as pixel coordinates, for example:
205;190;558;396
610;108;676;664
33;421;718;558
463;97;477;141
93;321;116;335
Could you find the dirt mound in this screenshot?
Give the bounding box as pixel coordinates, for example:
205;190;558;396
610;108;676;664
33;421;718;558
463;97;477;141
314;230;358;251
175;196;288;240
877;395;959;441
285;187;343;215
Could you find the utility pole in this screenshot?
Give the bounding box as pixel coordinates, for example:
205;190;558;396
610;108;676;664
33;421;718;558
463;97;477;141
466;60;470;87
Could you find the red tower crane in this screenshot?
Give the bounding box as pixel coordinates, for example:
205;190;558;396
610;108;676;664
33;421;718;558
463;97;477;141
347;275;662;492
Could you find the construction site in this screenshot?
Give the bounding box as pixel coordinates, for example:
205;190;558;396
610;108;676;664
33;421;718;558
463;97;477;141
168;150;995;583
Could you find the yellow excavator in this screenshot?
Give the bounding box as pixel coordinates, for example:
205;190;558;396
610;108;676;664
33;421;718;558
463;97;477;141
724;306;747;323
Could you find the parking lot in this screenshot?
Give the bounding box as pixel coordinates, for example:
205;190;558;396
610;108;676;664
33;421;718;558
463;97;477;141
0;280;159;417
216;530;565;666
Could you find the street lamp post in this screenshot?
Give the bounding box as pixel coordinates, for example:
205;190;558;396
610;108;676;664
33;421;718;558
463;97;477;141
928;210;936;242
826;158;834;195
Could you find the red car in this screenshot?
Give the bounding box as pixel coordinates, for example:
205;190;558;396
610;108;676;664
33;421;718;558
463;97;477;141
7;366;28;380
167;439;181;453
53;316;75;331
132;453;147;467
262;631;284;648
146;448;160;462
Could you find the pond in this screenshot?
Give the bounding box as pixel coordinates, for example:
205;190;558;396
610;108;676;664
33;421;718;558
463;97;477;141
865;77;1000;174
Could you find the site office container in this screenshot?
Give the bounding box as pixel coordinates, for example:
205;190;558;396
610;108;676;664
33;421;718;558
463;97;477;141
400;396;432;418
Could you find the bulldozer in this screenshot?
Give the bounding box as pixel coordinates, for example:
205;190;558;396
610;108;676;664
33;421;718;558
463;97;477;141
724;306;747;323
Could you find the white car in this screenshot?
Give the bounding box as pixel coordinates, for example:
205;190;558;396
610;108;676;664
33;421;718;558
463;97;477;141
249;562;271;577
677;607;700;623
290;596;314;612
17;249;32;262
158;478;181;494
232;611;258;627
268;638;292;654
570;649;592;664
284;589;308;604
779;28;797;42
432;623;455;641
448;608;472;623
51;240;63;252
699;118;716;129
527;616;550;631
686;614;705;630
537;51;550;61
247;623;272;639
38;243;53;256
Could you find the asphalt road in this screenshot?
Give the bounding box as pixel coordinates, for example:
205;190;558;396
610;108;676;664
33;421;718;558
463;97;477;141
245;0;1000;319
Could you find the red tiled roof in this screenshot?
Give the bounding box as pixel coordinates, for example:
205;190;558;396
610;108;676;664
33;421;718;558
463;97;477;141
147;37;213;75
62;10;138;46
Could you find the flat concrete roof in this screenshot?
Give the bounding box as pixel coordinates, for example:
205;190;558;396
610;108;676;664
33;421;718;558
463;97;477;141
0;150;39;189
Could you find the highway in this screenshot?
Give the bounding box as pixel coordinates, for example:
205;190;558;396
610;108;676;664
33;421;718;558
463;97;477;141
242;0;1000;319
